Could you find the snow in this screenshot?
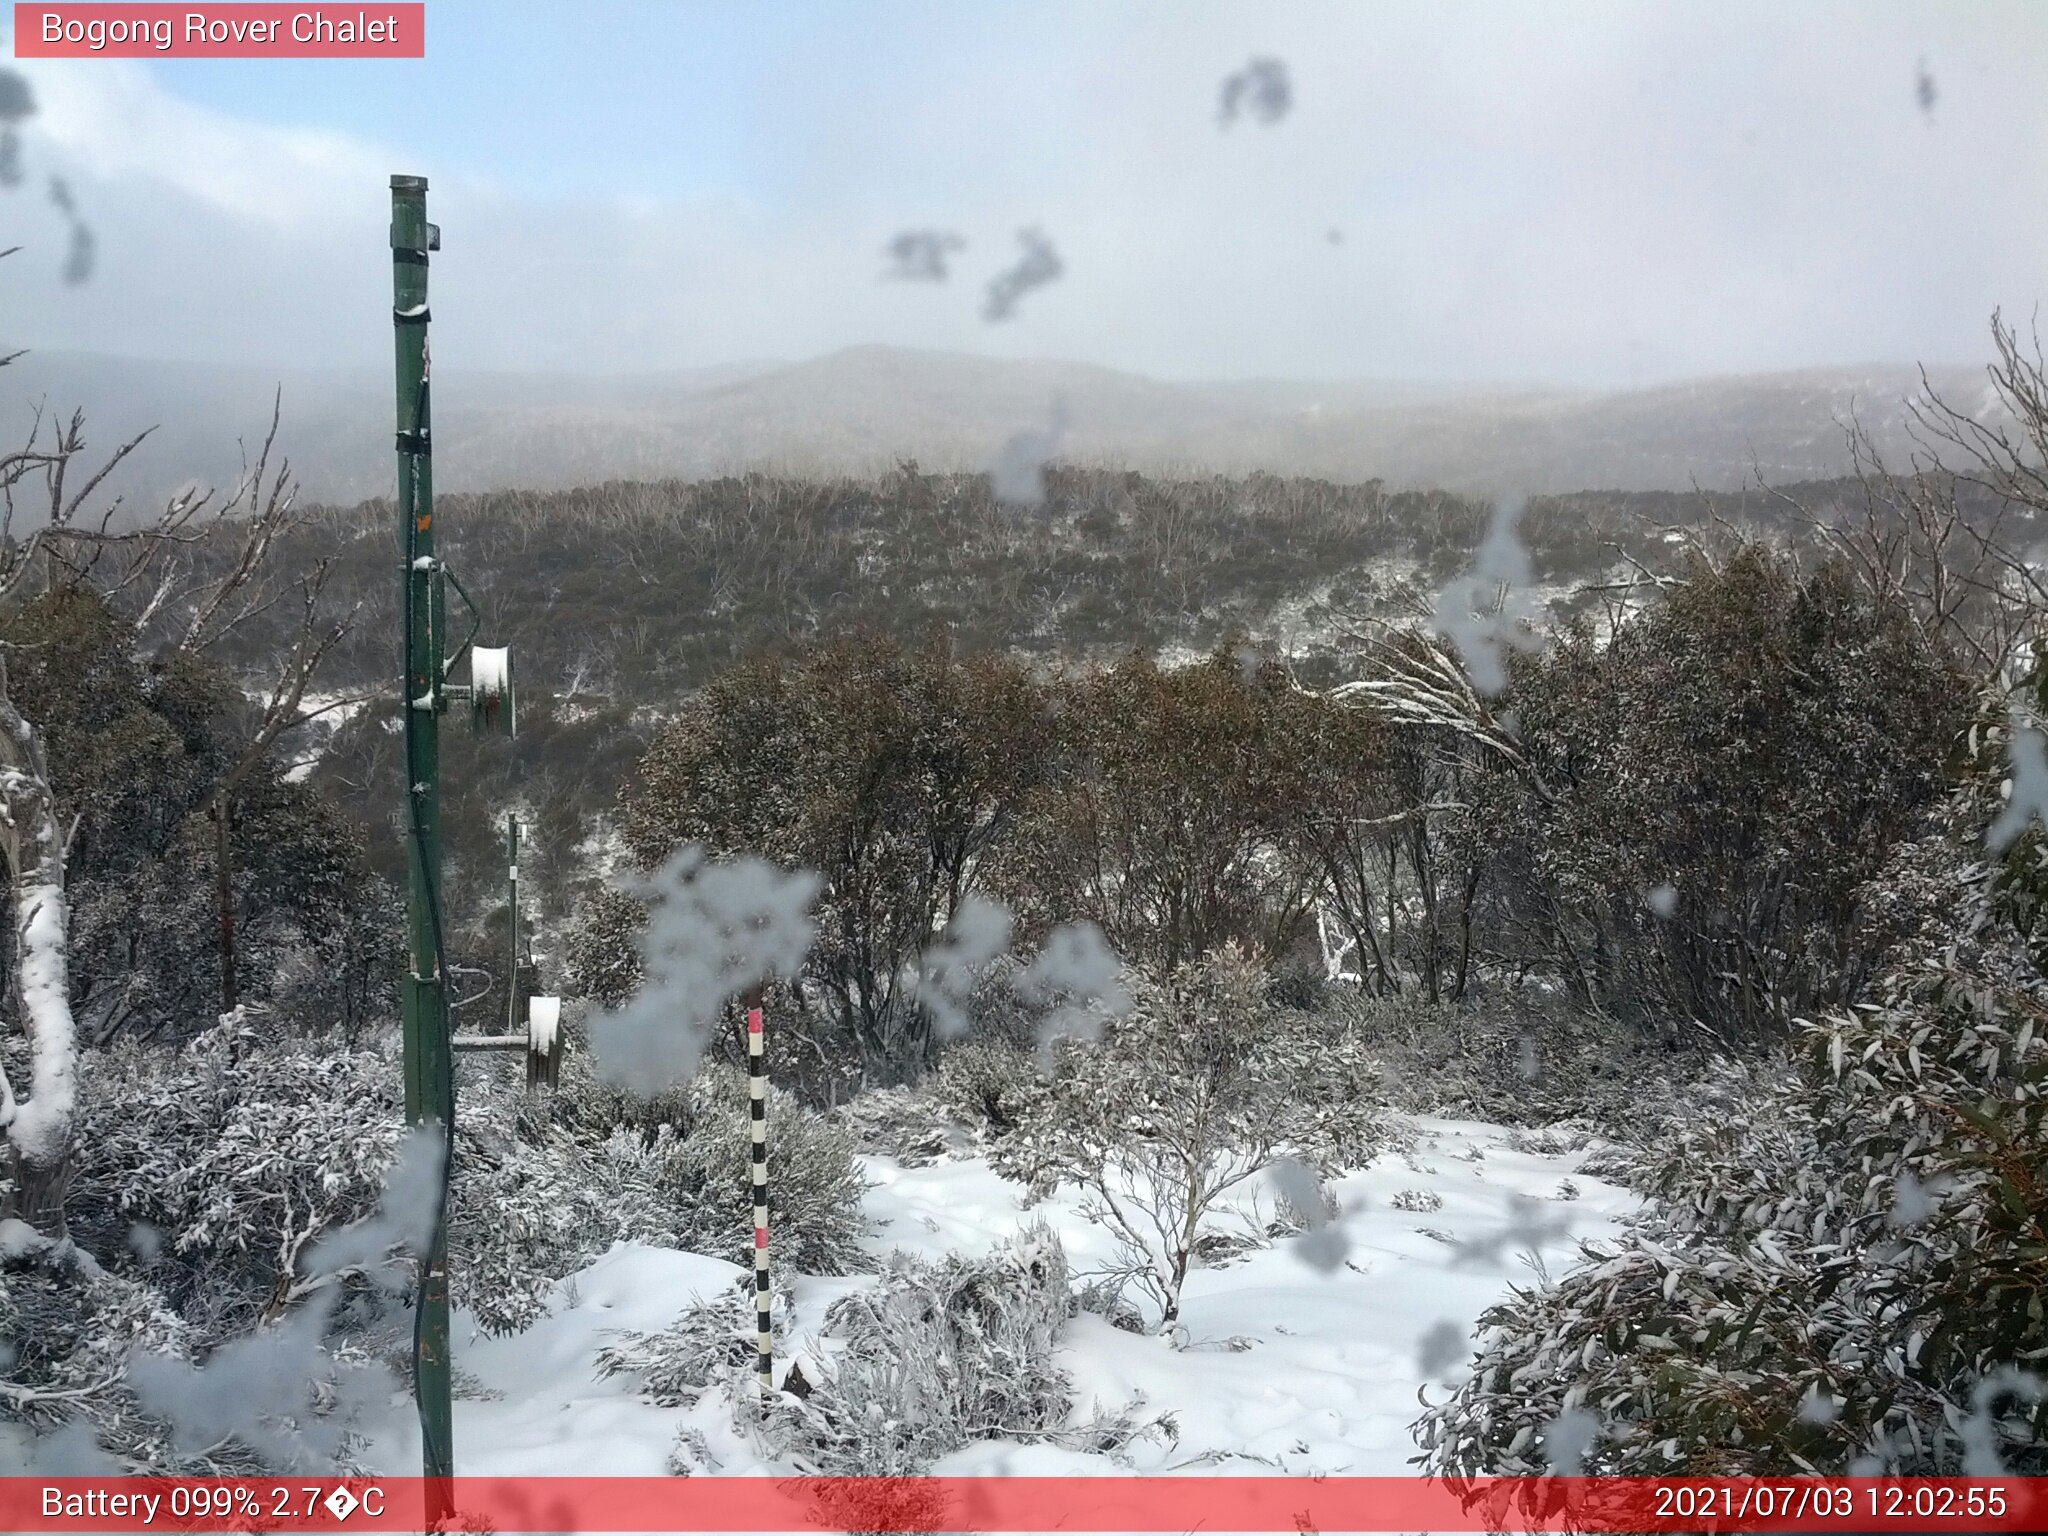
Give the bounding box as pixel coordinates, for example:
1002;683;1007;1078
360;1115;1633;1480
6;881;77;1165
386;1245;747;1477
471;647;511;700
281;691;374;783
527;995;561;1058
0;1215;45;1260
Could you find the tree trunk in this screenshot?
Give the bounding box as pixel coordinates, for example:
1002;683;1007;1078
4;883;78;1242
9;1146;71;1236
0;674;80;1240
215;794;238;1014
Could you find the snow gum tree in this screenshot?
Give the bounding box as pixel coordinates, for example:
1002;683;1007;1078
0;660;78;1235
621;633;1053;1082
0;278;346;1233
1011;944;1294;1335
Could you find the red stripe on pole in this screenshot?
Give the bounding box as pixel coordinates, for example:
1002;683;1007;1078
5;1477;2041;1532
754;1227;769;1248
748;1006;765;1034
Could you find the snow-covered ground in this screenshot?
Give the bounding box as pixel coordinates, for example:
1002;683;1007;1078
365;1116;1633;1478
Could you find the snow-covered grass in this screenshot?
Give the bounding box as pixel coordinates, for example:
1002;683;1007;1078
362;1114;1631;1479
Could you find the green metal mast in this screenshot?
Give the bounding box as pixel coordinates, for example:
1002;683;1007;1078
390;172;454;1492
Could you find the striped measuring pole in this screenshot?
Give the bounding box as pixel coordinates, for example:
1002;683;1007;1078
746;987;772;1392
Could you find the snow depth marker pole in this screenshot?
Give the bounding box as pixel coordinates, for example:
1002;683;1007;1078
747;983;772;1392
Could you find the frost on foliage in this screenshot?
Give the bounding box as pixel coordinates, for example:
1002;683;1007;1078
16;1035;464;1473
297;1126;444;1293
657;1062;869;1276
584;845;819;1095
998;948;1345;1331
448;1065;676;1337
447;1044;866;1336
112;1103;483;1473
1430;497;1542;695
126;1302;384;1473
1417;786;2048;1483
1216;57;1292;127
981;227;1062;322
882;229;964;282
1;1220;201;1472
69;1026;406;1333
756;1224;1150;1478
598;1278;793;1407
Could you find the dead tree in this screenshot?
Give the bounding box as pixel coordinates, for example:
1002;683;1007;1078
153;397;361;1012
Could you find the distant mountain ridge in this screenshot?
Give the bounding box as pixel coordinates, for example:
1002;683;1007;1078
0;344;2001;514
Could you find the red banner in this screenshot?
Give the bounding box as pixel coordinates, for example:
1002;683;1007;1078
3;1476;2045;1532
12;5;425;58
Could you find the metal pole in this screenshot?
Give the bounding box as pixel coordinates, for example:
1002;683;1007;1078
746;985;771;1392
390;172;455;1498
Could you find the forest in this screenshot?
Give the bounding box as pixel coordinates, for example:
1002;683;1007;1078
2;310;2046;1491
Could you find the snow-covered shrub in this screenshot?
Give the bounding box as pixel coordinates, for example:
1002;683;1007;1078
828;1085;957;1164
494;1046;869;1288
450;1074;679;1336
656;1062;868;1274
1479;549;1963;1044
760;1223;1146;1476
0;1220;204;1471
1255;997;1393;1174
1004;946;1302;1331
66;1022;405;1338
563;884;647;1010
1324;985;1694;1143
596;1277;791;1406
1417;787;2048;1481
926;1033;1047;1141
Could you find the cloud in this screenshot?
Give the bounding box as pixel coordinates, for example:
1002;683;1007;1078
3;3;2044;387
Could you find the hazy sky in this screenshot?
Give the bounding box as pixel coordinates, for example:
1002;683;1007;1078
3;0;2045;386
